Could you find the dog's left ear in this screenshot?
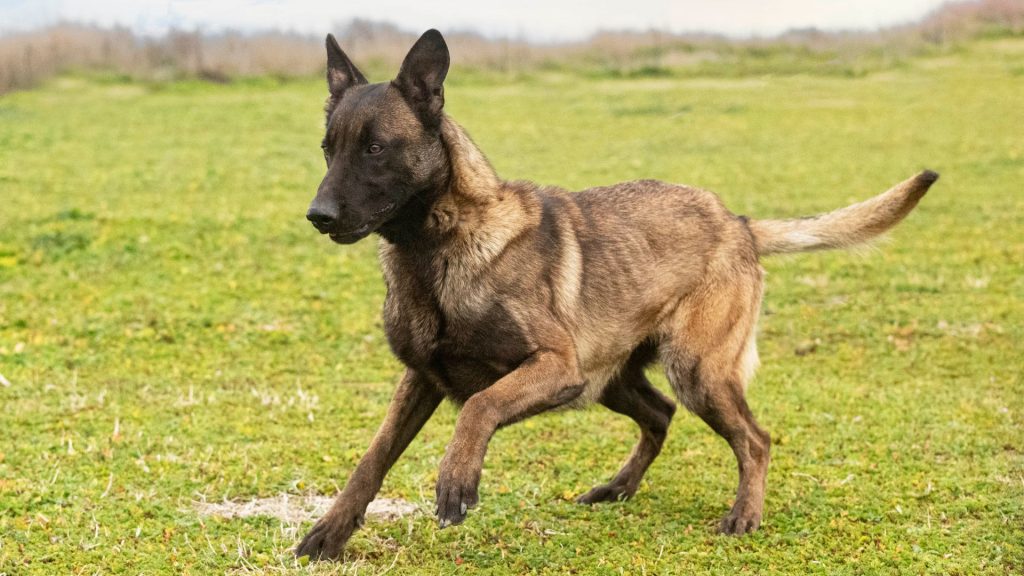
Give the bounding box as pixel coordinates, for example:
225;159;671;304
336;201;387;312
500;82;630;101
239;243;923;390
393;29;450;127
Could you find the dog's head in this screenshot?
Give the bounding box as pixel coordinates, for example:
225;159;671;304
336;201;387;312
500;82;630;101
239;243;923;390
307;30;451;243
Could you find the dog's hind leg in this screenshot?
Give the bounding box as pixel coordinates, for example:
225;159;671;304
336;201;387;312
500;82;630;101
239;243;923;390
661;267;770;535
577;353;676;504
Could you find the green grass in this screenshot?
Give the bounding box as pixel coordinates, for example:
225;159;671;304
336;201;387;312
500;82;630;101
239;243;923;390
1;38;1022;575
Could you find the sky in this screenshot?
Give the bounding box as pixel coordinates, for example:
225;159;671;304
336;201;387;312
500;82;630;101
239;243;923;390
0;0;954;41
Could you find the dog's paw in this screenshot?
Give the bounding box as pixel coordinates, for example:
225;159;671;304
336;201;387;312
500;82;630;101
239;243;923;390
294;512;361;562
435;470;479;527
575;480;635;505
718;506;761;535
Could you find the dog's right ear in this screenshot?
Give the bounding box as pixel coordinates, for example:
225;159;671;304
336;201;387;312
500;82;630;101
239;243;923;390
325;33;366;111
393;29;450;128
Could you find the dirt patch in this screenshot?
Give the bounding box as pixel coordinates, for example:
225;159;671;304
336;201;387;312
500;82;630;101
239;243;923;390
195;494;419;525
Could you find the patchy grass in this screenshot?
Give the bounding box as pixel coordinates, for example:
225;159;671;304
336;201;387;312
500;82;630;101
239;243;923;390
1;38;1022;575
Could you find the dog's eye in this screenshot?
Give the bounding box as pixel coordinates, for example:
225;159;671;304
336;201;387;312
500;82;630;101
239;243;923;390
367;143;384;155
321;143;330;166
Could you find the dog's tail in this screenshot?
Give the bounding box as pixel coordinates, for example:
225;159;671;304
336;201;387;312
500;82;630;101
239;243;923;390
748;170;938;257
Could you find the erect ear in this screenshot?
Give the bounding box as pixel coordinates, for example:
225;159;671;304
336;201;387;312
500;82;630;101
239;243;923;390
325;33;366;107
393;29;450;127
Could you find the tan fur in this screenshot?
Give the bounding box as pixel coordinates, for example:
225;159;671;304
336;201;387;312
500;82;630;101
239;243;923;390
296;30;939;561
749;171;937;255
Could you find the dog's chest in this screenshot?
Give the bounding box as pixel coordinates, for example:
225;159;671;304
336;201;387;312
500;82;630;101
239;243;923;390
382;271;533;402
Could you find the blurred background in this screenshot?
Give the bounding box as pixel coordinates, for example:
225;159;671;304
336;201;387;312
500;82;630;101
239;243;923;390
3;0;1023;93
2;1;1022;573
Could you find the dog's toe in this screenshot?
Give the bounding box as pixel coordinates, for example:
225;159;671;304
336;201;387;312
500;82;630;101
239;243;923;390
435;479;478;527
295;515;354;562
718;510;761;535
575;481;634;505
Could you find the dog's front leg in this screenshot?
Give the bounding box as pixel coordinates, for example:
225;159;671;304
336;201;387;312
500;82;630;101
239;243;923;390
435;349;584;526
296;369;443;561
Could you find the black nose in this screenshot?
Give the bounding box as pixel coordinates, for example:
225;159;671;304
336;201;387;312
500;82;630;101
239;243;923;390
306;209;335;232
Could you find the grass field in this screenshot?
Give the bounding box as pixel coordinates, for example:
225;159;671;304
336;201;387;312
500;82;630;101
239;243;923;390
1;37;1022;575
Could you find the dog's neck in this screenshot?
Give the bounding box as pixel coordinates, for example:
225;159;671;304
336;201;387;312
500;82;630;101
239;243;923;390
378;116;526;248
438;115;502;205
377;116;540;296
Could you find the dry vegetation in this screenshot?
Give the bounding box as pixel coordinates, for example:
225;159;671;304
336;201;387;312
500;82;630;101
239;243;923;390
2;0;1023;93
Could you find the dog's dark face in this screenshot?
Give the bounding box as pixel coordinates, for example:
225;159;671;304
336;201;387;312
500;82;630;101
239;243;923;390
307;31;451;244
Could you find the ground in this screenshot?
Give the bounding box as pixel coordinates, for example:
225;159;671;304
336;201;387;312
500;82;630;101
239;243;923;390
1;38;1022;575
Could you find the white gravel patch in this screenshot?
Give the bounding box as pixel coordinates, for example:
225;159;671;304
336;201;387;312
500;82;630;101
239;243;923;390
195;494;418;524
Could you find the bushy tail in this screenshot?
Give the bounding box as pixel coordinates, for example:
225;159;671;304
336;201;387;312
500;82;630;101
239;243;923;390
748;170;938;256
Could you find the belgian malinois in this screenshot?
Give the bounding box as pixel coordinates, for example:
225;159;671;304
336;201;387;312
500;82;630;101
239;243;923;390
296;29;937;560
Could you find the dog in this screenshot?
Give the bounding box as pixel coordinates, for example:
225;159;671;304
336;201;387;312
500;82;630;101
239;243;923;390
296;29;937;561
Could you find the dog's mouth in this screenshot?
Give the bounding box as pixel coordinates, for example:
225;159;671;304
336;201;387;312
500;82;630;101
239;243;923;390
327;202;397;244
